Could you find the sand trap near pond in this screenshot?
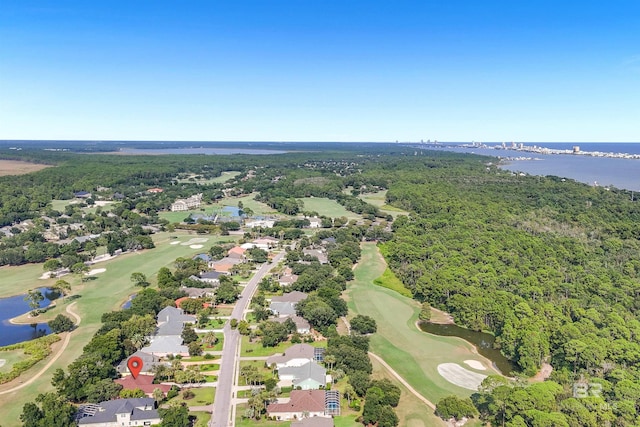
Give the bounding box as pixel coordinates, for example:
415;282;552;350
181;238;208;246
464;360;487;371
87;268;106;276
437;363;487;391
190;245;204;249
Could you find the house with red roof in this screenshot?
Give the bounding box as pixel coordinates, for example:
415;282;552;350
114;375;172;397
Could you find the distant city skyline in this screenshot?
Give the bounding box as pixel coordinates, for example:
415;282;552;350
1;1;639;142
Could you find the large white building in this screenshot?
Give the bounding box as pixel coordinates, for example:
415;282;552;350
170;193;203;212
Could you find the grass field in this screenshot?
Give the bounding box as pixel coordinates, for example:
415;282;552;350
347;243;500;404
373;268;413;298
190;411;212;427
235;405;291;427
169;386;215;405
0;230;228;427
0;160;51;176
297;197;359;219
0;350;24;373
225;194;279;216
357;190;408;217
370;356;446;427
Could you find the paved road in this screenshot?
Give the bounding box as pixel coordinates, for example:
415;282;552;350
210;252;285;426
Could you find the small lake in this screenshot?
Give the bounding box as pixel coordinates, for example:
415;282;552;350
418;321;516;375
0;288;56;347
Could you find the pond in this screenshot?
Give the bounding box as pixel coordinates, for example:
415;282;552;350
418;321;516;375
0;288;56;347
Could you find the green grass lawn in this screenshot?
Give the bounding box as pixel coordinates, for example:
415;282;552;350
372;267;413;298
297;197;360;219
235;405;291;427
241;336;291;357
168;386;216;405
370;354;446;427
225;194;279;216
0;230;227;427
357;190;408;217
0;349;25;373
190;411;212;427
333;415;360;427
50;199;74;212
347;242;501;404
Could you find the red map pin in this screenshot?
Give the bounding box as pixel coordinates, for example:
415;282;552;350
127;356;144;379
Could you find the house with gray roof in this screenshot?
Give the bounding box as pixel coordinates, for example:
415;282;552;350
140;306;195;357
157;306;196;325
116;351;167;376
273;315;311;334
140;336;188;358
266;343;316;369
278;361;328;390
77;397;160;426
270;291;308;318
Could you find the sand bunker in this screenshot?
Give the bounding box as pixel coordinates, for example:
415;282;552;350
170;241;181;245
190;244;204;249
464;360;487;370
87;268;106;276
181;238;209;246
0;359;6;368
437;363;487;390
94;201;113;207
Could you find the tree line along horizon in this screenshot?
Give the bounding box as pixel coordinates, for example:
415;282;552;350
2;145;640;426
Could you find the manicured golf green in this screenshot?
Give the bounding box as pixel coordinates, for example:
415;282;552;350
347;243;500;404
297;197;359;219
0;230;229;426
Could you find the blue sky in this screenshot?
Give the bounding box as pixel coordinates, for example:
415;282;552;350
1;1;639;142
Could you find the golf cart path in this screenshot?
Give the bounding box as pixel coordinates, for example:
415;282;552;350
0;302;81;395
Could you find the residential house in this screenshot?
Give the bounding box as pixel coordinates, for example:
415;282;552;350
278;361;328;390
227;246;246;259
114;375;172;397
267;390;337;421
270;291;308;318
116;351;166;376
266;343;316;369
192;253;212;263
77;398;160;426
273;315;311;334
197;271;222;285
245;219;275;228
307;217;322;228
140;307;195;357
180;286;216;298
170;193;203;212
302;249;328;264
210;256;243;272
278;271;299;287
74;191;92;199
